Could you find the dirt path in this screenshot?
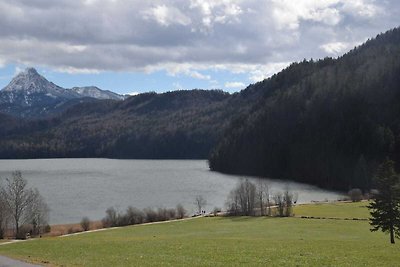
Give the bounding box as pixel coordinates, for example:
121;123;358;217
60;215;201;238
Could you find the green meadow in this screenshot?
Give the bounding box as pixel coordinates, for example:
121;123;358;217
0;202;399;266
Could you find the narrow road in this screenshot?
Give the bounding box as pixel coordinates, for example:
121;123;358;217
0;255;42;267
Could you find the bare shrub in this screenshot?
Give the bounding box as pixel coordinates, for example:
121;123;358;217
348;188;363;202
125;206;144;225
143;208;158;222
167;208;176;220
102;207;118;227
176;204;187;219
81;217;91;231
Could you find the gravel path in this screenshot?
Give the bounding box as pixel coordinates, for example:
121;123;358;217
0;255;42;267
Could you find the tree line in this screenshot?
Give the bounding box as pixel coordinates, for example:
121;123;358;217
0;171;49;239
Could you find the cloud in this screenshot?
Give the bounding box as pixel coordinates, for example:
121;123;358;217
320;42;349;54
225;81;245;88
0;0;398;85
143;5;191;26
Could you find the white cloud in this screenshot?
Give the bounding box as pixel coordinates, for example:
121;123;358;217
55;66;101;74
225;81;245;88
320;40;365;55
320;41;349;54
143;5;191;26
342;0;382;18
189;71;211;80
271;0;342;30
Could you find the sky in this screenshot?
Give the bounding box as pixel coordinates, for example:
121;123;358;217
0;0;399;95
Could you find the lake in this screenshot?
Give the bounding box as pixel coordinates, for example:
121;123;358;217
0;159;343;224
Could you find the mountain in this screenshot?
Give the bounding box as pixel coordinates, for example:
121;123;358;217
71;86;126;100
0;68;124;118
209;27;400;191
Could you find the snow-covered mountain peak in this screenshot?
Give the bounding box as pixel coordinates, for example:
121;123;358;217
2;67;64;95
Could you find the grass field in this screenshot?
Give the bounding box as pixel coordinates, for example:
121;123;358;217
293;201;370;219
0;202;399;266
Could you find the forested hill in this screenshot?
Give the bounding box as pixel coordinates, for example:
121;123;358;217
209;27;400;191
0;89;239;159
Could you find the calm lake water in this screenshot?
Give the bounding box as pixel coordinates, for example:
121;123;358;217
0;159;343;224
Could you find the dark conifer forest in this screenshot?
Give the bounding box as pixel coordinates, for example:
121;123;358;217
209;27;400;190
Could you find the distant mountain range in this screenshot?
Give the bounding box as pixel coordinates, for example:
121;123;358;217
1;27;400;191
0;68;125;118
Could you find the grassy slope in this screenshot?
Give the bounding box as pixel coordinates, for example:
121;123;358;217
0;203;399;266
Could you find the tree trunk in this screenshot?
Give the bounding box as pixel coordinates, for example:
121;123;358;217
390;225;395;244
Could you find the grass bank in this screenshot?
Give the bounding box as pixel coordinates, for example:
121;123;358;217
0;202;399;266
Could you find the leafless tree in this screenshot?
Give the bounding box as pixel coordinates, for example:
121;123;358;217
273;188;296;217
0;187;9;239
102;207;118;227
195;195;207;214
256;179;270;216
284;189;294;217
273;192;285;217
226;179;256;216
176;204;187;219
27;188;49;236
2;171;34;236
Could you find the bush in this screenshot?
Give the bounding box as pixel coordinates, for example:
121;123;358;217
125;206;144;225
167;208;176;220
102;207;118;227
348;188;363;202
16;225;31;240
143;208;158;222
80;217;91;231
44;224;51;233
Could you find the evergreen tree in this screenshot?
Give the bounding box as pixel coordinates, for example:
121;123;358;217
368;159;400;244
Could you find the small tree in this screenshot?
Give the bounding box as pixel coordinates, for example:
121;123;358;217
194;195;207;214
256;180;270;216
284;189;295;217
102;207;118;227
80;217;90;231
274;192;285;217
368;159;400;244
